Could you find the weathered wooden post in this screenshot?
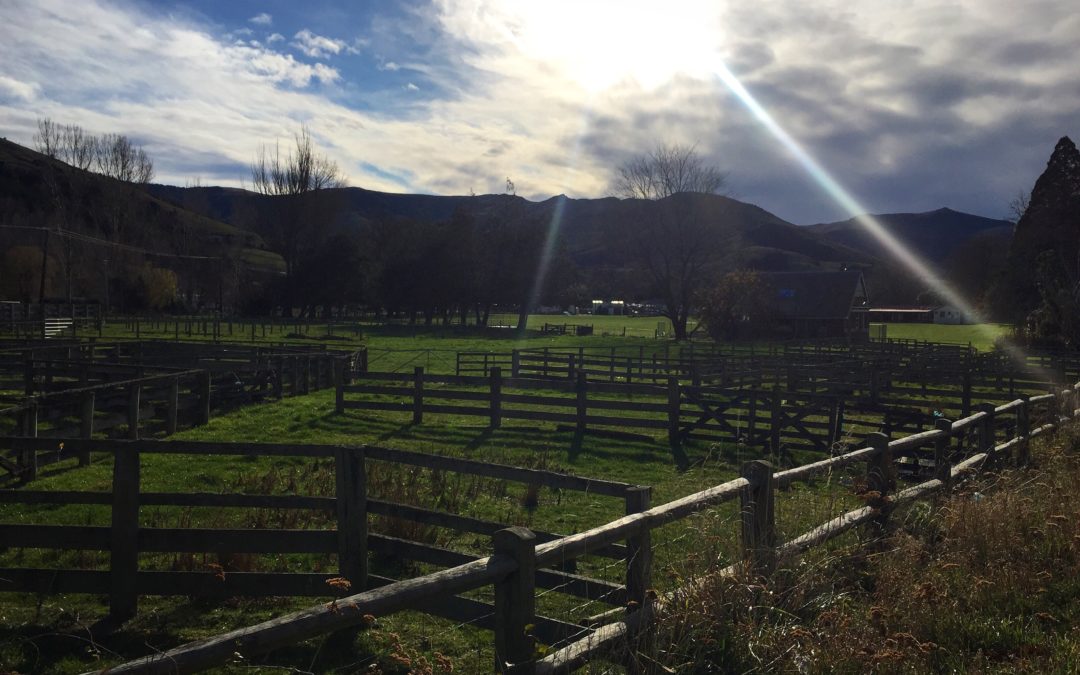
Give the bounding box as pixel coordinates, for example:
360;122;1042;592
933;418;953;490
110;445;140;621
197;371;212;426
511;350;521;377
80;391;95;465
19;401;39;483
412;366;424;424
490;366;503;429
865;432;894;538
739;460;775;575
334;359;345;414
977;402;996;457
335;446;368;590
575;371;588;434
567;353;576;381
127;383;141;440
493;527;537;673
166;378;179;435
624;486;652;607
961;370;973;417
667;376;681;453
1017;395;1031;467
769;389;783;460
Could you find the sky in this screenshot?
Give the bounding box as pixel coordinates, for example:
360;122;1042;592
0;0;1077;224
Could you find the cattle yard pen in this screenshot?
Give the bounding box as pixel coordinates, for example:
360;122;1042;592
346;341;1078;467
0;341;360;482
77;380;1079;673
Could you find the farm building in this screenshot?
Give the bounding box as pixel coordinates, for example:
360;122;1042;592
868;307;934;323
759;270;870;338
933;304;970;324
591;299;626;315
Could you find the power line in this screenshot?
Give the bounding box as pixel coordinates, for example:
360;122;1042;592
0;223;227;261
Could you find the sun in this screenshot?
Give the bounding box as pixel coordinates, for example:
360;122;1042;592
503;1;722;92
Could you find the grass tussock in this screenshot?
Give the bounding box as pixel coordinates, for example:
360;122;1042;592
648;424;1080;674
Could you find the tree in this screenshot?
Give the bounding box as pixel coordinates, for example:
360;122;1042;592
250;125;347;315
698;270;774;340
95;133;155;183
613;143;730;340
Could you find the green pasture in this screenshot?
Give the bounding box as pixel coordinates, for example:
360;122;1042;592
0;316;1023;672
873;322;1011;351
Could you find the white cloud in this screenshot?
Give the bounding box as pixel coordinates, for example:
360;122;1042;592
267;33;284;43
249;13;272;26
291;29;356;59
1;0;1076;222
405;82;419;91
0;75;39;101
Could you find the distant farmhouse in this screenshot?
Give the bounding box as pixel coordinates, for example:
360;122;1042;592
867;304;971;325
759;270;870;339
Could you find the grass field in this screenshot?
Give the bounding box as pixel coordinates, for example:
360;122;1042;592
0;317;1026;672
874;322;1012;351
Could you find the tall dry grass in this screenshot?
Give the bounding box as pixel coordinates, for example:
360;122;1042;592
645;424;1080;673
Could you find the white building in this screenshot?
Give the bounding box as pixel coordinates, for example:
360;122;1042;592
933;305;969;325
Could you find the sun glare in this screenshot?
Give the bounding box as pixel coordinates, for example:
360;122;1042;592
505;1;720;92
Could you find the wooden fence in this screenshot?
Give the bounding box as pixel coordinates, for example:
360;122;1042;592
95;384;1079;673
338;362;1058;461
0;438;635;647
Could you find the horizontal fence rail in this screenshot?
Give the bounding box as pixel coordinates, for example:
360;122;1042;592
89;382;1080;673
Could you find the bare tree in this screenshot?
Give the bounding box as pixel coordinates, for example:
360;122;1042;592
33;118;62;158
249;125;346;314
613;143;731;340
614;143;726;200
1007;190;1030;224
251;125;345;196
61;123;95;170
95;133;155;183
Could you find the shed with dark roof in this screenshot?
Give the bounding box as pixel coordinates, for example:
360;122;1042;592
758;270;870;338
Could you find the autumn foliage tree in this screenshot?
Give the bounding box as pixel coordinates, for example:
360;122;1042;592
698;270;775;341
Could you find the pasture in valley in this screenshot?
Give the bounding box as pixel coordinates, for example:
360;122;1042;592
0;318;1075;673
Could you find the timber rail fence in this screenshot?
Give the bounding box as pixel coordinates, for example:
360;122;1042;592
0;438;636;647
342;341;1072;464
0;341;360;482
93;382;1080;673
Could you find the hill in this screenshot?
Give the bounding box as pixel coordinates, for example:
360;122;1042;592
806;207;1014;264
0;138;284;309
148;184;873;274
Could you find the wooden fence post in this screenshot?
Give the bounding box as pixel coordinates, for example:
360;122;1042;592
80;392;95;466
865;432;894;538
335;446;368;590
511;350;521;377
667;376;681;453
977;402;996;457
166;378;179;435
739;460;775;576
933;418;953;490
110;445;140;621
624;486;652;607
576;371;587;434
567;354;576;381
961;370;972;417
334;359;345;414
490;366;503;429
19;401;38;483
127;383;141;440
197;371;211;425
413;366;424;424
769;389;783;460
1017;395;1031;467
493;527;537;673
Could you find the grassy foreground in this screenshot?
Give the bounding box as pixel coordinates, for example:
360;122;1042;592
649;423;1080;673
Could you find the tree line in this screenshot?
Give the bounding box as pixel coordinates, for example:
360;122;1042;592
34;118;155;184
